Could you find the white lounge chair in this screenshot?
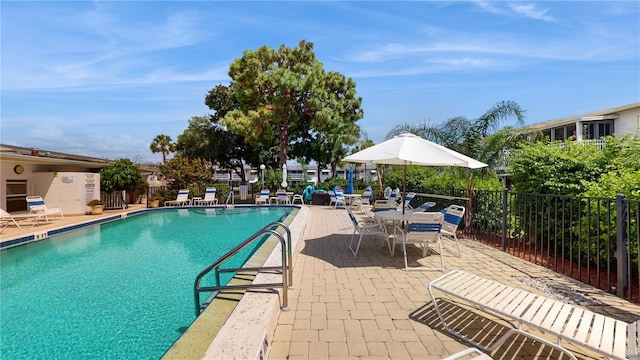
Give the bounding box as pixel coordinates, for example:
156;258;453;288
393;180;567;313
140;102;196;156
428;270;640;360
412;201;436;213
194;188;218;205
164;189;191;207
26;196;64;222
394;212;444;271
1;208;43;231
347;207;389;258
441;205;465;257
402;192;416;210
443;347;492;360
255;189;270;205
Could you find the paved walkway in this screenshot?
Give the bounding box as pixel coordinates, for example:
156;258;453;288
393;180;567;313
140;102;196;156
268;205;640;360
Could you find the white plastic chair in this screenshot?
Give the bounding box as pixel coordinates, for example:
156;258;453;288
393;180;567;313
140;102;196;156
328;191;345;208
25;196;64;222
347;207;389;258
441;205;465;257
1;208;42;230
193;188;218;205
164;189;191;206
255;189;270;205
394;212;444;271
276;189;290;204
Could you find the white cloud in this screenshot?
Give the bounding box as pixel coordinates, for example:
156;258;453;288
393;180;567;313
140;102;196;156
509;3;555;21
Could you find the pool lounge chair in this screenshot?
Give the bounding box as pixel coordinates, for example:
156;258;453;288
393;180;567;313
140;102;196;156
429;270;640;360
412;201;436;213
193;188;218;206
164;189;191;206
26;196;64;222
255;189;270;205
1;208;43;231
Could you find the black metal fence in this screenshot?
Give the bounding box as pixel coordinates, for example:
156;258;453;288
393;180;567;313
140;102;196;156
413;189;639;304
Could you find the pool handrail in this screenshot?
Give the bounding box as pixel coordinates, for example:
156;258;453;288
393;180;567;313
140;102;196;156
193;222;292;317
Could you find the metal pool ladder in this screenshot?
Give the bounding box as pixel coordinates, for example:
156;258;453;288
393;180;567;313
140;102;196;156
193;221;293;317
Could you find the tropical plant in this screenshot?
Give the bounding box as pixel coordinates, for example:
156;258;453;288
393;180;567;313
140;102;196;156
387;100;526;169
87;199;105;207
100;159;144;193
149;134;176;164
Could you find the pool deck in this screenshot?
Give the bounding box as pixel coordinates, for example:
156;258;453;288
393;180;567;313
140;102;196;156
2;204;639;359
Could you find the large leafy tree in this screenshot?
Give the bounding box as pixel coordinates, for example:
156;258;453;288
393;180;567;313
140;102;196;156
160;156;212;191
222;40;363;167
149;134;176;164
176;86;279;183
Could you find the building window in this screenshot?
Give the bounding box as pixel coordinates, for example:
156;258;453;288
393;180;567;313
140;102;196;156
585;120;614;140
6;179;28;212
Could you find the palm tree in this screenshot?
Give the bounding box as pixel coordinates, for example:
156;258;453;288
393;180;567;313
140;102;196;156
149;134;176;164
387;101;527;225
387;100;526;167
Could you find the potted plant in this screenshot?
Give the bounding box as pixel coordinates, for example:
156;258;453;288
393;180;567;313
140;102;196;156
87;199;105;215
149;192;163;208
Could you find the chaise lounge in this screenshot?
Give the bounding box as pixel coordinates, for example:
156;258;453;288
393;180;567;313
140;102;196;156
428;269;640;360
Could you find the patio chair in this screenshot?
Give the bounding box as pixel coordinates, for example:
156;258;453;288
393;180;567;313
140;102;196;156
441;205;465;257
374;188;400;208
194;188;218;206
328;191;345;208
275;189;290;204
394;212;444;271
347;207;389;258
26;196;64;222
1;208;42;231
164;189;191;207
291;194;304;204
255;189;270;205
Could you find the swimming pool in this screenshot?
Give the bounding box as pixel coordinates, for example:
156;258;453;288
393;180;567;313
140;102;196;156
0;207;294;359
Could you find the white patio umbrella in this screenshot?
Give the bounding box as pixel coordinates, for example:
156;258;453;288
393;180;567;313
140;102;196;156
342;133;488;213
281;164;288;189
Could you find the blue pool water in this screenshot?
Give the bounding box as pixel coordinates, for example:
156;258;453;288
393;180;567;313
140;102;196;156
0;207;293;359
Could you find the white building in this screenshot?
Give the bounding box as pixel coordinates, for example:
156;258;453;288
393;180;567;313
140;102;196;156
527;102;639;144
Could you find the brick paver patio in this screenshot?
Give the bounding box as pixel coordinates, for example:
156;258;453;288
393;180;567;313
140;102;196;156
268;205;640;360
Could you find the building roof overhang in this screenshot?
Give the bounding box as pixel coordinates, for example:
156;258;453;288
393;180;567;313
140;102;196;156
527;102;640;131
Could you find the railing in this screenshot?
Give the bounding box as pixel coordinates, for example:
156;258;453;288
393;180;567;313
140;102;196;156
411;188;639;303
193;222;293;316
225;190;234;207
101;191;126;209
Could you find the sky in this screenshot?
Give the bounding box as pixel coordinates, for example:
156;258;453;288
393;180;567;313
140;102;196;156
1;1;639;163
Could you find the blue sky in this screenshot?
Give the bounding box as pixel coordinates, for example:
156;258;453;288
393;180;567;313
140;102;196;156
2;1;638;163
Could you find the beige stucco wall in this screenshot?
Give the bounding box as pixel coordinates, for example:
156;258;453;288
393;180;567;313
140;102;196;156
32;172;101;216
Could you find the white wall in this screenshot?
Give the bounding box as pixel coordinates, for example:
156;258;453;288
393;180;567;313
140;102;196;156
615;107;640;137
32;172;101;215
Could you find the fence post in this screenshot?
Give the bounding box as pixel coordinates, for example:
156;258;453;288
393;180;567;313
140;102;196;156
615;194;628;297
502;188;509;251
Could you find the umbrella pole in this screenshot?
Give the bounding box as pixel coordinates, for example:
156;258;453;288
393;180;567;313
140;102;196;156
402;163;407;214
